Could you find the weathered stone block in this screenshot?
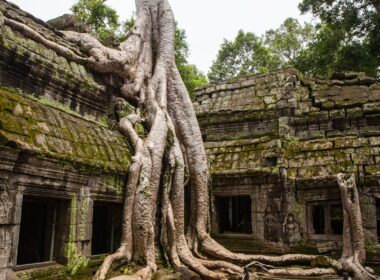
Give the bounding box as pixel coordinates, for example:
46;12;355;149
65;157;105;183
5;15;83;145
335;137;368;148
346;107;363;117
369;89;380;101
364;103;380;114
241;79;256;88
297;141;334;152
298;166;329;178
277;100;288;109
0;247;10;269
321;101;335;110
263;96;276;105
316;241;338;253
365;165;380;175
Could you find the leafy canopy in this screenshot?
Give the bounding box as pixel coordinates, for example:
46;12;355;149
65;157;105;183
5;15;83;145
297;0;380;77
208;31;274;82
209;1;380;82
265;18;314;66
208;19;313;82
71;0;121;42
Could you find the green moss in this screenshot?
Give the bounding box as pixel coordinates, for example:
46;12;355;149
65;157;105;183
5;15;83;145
134;122;146;138
78;196;89;241
116;100;136;119
294;202;303;221
207;130;277;142
366;241;376;254
167;128;175;148
198;110;277;126
0;87;131;173
65;195;89;276
65;242;89;276
293;241;318;254
99;115;109;126
19;265;68;280
311;256;331;268
120;263;135;276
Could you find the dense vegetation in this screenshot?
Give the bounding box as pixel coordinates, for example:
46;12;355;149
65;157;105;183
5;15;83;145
208;19;314;82
297;0;380;77
209;0;380;82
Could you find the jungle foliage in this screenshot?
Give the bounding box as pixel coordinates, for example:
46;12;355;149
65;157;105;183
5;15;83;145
209;0;380;82
208;18;314;82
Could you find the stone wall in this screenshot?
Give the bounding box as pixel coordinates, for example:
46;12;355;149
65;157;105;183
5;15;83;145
0;1;132;279
0;0;123;121
194;69;380;259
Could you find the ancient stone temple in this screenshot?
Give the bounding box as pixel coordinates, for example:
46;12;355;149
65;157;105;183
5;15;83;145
1;0;380;279
194;69;380;265
0;1;131;279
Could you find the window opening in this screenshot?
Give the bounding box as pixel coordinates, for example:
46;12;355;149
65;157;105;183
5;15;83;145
17;197;57;265
330;204;343;235
215;196;252;234
92;202;122;255
308;201;343;238
312;205;325;234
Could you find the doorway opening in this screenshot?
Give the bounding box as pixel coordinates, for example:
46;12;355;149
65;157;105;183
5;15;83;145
215;196;252;234
17;197;58;265
308;200;343;239
312;205;325;234
91;202;122;255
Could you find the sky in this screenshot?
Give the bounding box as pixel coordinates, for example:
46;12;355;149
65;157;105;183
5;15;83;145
9;0;313;74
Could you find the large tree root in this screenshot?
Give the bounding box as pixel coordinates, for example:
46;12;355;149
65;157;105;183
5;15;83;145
337;174;380;280
2;3;380;280
267;268;336;276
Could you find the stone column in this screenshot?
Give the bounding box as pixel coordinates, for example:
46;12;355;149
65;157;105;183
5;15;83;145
62;189;91;274
78;188;93;257
0;175;20;279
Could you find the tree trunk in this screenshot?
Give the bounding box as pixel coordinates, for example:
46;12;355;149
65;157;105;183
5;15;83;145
2;2;380;279
337;174;379;280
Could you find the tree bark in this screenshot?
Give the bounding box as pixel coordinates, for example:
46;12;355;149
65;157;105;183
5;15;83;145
337;174;380;280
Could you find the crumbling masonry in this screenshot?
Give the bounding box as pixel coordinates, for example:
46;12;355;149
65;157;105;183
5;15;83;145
194;69;380;265
0;0;380;279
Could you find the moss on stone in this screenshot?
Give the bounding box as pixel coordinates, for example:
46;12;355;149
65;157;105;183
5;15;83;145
0;87;131;173
293;241;318;255
65;195;89;276
311;256;331;268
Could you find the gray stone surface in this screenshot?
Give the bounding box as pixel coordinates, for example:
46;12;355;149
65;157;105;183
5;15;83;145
195;69;380;258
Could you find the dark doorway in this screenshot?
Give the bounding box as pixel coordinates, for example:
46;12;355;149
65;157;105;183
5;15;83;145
91;202;122;255
308;200;343;239
330;204;343;235
17;197;57;265
215;196;252;234
312;205;325;234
